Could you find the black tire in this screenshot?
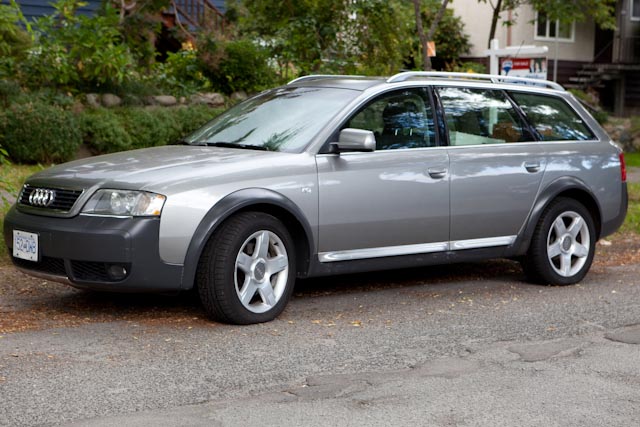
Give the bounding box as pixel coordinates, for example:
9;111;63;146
196;212;296;324
521;197;596;285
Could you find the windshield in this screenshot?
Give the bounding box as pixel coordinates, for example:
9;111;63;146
185;86;361;152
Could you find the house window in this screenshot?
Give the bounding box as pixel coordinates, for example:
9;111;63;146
632;0;640;21
535;12;574;41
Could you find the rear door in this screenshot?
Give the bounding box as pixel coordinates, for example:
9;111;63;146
316;88;450;262
437;86;547;249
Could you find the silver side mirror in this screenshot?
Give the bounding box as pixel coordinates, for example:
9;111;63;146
331;128;376;153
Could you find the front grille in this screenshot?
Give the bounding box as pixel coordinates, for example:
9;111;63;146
12;256;67;276
19;185;83;212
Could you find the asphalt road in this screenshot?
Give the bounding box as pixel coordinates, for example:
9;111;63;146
1;259;639;426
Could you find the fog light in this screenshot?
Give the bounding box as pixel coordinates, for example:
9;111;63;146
107;264;128;281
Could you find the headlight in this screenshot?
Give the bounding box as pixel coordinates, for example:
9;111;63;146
82;190;166;217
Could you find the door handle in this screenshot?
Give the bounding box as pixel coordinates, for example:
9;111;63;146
427;168;447;179
524;162;541;173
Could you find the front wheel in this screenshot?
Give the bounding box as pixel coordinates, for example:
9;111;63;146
196;212;296;324
522;198;596;285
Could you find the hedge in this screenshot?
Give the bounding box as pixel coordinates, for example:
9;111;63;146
0;104;222;164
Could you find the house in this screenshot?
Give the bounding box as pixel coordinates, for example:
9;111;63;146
450;0;640;115
2;0;227;32
0;0;102;20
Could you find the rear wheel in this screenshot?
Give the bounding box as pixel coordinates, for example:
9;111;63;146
197;212;296;324
522;198;596;285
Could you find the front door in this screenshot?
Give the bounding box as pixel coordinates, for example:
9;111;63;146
316;88;450;262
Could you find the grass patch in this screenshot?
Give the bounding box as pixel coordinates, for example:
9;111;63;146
620;182;640;235
0;163;45;260
625;152;640;168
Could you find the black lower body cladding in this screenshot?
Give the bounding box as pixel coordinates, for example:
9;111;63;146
3;206;183;292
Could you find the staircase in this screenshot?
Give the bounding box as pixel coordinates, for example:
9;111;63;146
165;0;226;33
566;64;611;90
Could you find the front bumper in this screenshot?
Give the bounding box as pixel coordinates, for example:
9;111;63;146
3;206;184;292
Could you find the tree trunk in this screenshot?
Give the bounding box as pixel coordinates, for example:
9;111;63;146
412;0;429;71
487;0;503;48
424;0;450;71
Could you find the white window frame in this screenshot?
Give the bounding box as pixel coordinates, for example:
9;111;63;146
632;0;640;21
533;12;575;42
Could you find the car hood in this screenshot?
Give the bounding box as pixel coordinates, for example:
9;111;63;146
26;145;297;191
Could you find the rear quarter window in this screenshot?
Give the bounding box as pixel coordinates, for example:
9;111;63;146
509;92;595;141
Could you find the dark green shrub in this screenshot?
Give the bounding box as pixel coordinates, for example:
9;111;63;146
172;105;220;135
0;102;81;163
151;50;211;97
198;38;277;95
114;108;164;150
76;106;223;155
0;4;31;79
0;79;22;106
80;108;132;154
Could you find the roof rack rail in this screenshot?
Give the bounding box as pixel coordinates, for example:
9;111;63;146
386;71;565;91
287;74;368;85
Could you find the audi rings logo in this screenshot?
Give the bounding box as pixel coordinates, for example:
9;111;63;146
29;188;56;207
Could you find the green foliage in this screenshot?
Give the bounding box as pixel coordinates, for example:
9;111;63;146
0;4;31;78
78;106;220;154
451;61;487;74
530;0;616;28
626;152;640;167
418;1;471;70
342;0;415;75
631;116;640;136
0;102;81;164
240;0;469;77
620;183;640;235
118;0;168;67
0;79;22;107
151;49;211;96
80;109;132;153
240;0;343;76
197;37;277;94
19;0;135;91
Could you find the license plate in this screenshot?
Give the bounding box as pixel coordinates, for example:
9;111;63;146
13;230;39;262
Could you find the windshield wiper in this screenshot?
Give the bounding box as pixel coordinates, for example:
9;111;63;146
203;141;268;151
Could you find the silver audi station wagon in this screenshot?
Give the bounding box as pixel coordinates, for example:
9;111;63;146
4;72;628;324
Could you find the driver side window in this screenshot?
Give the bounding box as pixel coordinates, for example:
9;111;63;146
345;89;436;150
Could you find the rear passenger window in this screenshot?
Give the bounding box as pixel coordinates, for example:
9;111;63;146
437;87;535;146
509;92;595;141
345;89;436;150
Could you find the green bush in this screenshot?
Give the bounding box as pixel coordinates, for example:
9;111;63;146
150;49;211;97
451;61;487;74
19;0;135;91
0;4;31;79
172;105;219;135
80;109;132;154
0;79;22;107
117;107;174;149
78;105;221;154
198;38;277;95
0;102;81;164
